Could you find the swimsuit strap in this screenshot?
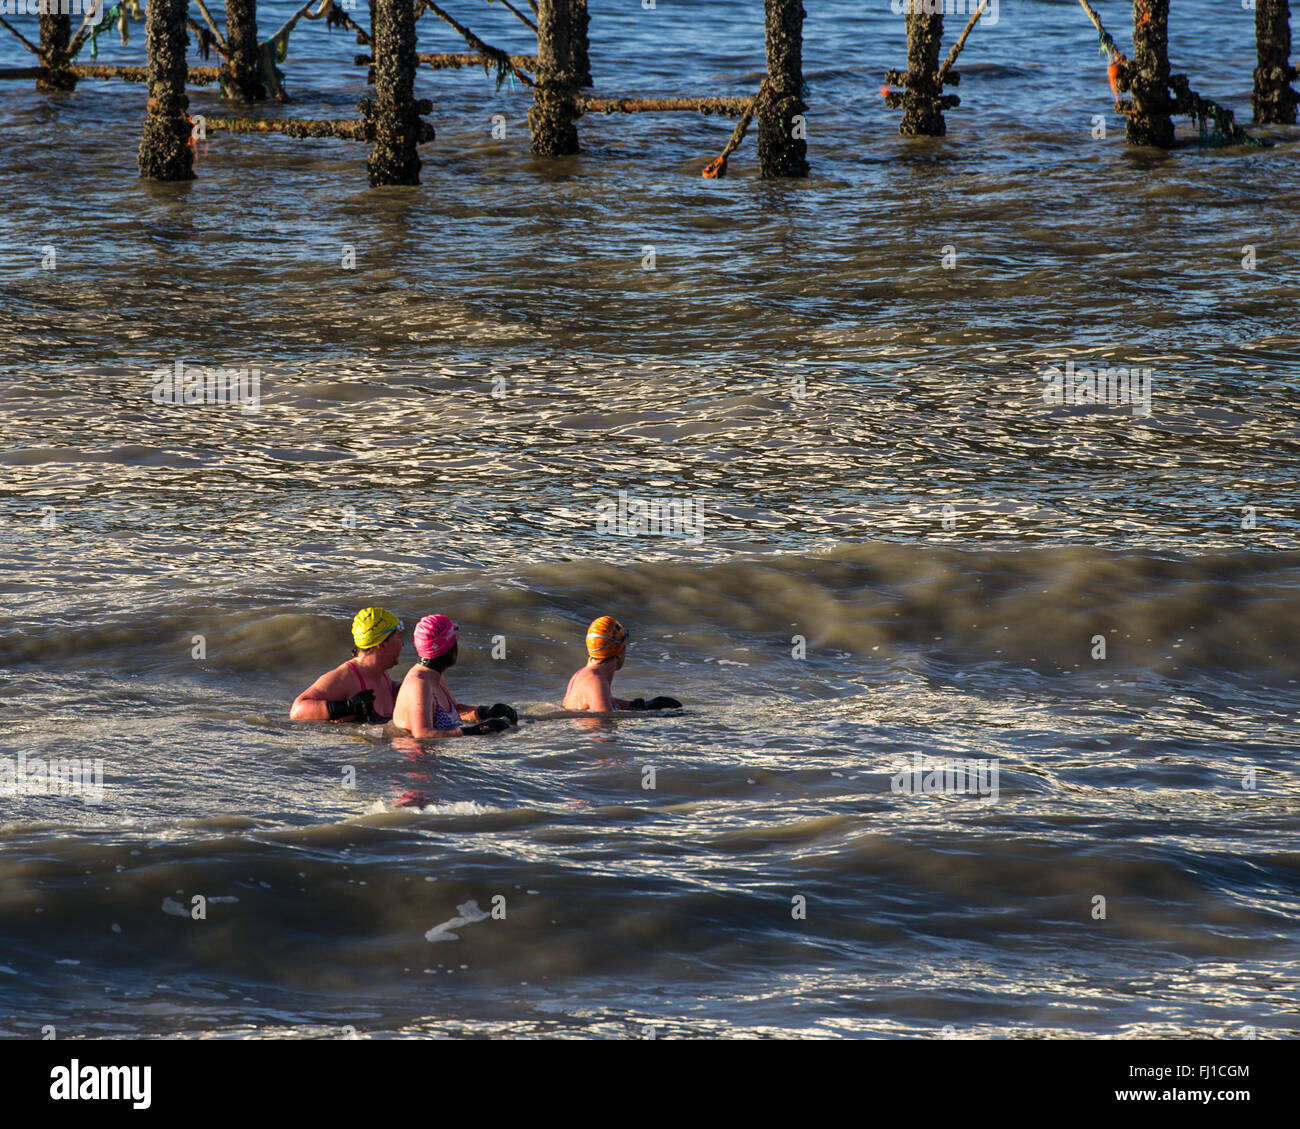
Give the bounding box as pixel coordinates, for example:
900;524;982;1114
345;661;368;694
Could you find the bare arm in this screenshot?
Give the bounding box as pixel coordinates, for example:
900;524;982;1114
290;669;353;721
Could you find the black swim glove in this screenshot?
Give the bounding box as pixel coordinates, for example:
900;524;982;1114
327;689;375;722
476;703;519;725
627;696;682;711
461;717;511;736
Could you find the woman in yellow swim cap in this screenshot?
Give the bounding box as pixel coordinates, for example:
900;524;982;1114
289;607;404;723
351;606;403;652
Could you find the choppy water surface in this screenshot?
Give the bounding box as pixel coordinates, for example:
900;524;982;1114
0;1;1297;1038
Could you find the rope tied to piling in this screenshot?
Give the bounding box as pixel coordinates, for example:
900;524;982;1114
87;1;140;60
1077;0;1128;99
63;0;141;60
937;0;991;84
882;0;990;125
1074;0;1266;148
418;0;534;89
246;0;333;100
1175;77;1269;148
0;14;39;56
191;0;228;57
483;0;536;34
702;80;768;178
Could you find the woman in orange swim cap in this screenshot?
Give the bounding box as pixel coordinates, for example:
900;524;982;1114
585;615;629;663
562;616;681;713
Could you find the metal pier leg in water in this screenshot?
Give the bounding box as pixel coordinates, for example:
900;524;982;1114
37;10;76;93
573;0;592;88
758;0;809;176
1253;0;1299;124
1127;0;1175;146
530;0;581;156
224;0;267;102
899;5;945;136
138;0;195;181
366;0;426;186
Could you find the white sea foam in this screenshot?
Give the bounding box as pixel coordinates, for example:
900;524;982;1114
425;900;490;943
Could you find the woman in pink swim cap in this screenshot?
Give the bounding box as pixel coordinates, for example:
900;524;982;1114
390;614;519;739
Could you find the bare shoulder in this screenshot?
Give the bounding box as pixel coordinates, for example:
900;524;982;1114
563;666;602;710
396;665;431;692
304;662;357;699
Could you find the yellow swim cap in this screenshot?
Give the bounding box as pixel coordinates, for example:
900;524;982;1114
352;607;403;649
586;616;628;661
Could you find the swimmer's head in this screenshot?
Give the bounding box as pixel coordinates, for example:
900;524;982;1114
586;616;628;665
415;614;459;663
351;607;403;655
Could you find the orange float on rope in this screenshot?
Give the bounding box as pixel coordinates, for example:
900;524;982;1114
702;155;727;179
1107;62;1121;100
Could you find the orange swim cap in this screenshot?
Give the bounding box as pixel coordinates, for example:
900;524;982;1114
586;616;628;661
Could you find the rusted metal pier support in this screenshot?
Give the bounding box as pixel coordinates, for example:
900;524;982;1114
138;0;195;181
224;0;267;101
365;0;430;185
1127;0;1174;146
530;0;581;155
757;0;808;176
1254;0;1299;123
37;11;76;92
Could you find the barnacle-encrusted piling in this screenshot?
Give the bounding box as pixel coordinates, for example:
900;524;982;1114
573;0;592;88
757;0;808;177
137;0;195;181
1127;0;1174;146
365;0;430;185
1253;0;1299;123
899;6;947;135
224;0;267;101
530;0;581;155
37;11;76;92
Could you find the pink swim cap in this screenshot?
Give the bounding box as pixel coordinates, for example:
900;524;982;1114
414;614;458;660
